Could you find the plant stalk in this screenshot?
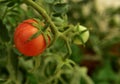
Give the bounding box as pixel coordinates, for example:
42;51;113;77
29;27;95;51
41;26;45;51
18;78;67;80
24;0;59;42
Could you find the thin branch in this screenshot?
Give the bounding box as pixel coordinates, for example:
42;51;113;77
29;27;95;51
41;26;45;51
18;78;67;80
24;0;59;43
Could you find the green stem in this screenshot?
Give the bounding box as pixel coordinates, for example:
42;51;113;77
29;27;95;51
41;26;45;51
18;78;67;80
59;34;72;59
24;0;72;59
6;43;20;84
70;32;79;38
2;6;8;20
24;0;59;42
2;4;18;20
82;75;94;84
63;25;74;35
66;40;72;55
44;70;62;84
4;78;12;84
59;77;67;84
30;56;40;73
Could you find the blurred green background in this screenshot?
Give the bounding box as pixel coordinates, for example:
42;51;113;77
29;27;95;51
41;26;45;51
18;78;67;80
69;0;120;84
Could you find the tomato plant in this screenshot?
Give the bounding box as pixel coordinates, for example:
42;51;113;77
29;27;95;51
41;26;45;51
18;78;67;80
14;19;50;56
1;0;120;84
0;0;91;83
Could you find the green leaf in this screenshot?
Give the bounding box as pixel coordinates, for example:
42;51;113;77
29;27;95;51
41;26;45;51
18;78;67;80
70;44;82;63
52;15;64;26
0;44;7;67
53;3;68;13
95;60;117;83
45;0;55;4
11;10;21;15
5;43;19;82
0;19;10;42
43;33;49;47
7;1;15;7
28;30;42;41
13;47;22;56
0;0;9;4
27;73;38;84
11;48;19;74
97;82;110;84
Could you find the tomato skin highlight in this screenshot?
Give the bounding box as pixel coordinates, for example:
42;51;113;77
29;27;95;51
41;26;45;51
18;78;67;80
14;19;49;56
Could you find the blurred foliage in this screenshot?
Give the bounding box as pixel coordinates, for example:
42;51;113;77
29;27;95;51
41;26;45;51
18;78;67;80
68;0;120;84
0;0;120;84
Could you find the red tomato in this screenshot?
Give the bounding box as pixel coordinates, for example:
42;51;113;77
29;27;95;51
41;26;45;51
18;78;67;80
14;19;50;56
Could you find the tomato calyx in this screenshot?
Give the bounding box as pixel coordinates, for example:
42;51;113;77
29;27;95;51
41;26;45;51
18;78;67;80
27;19;52;47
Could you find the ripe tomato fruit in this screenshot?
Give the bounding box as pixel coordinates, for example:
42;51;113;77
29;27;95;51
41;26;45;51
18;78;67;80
14;19;50;56
73;25;89;45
